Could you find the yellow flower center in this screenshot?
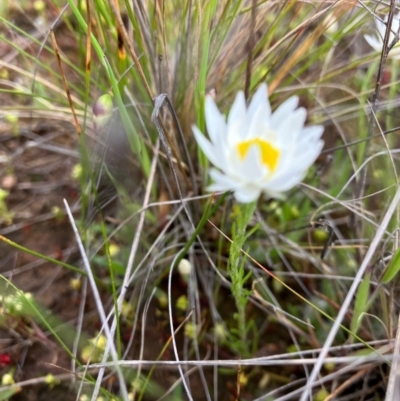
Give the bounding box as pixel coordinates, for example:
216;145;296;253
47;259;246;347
236;138;280;172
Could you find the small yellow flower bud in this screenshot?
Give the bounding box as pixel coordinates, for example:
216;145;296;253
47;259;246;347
2;373;15;385
108;243;120;257
4;114;18;124
70;278;82;291
45;373;60;388
71;164;83;180
176;295;188;311
33;0;46;12
184;322;197;339
239;372;248;387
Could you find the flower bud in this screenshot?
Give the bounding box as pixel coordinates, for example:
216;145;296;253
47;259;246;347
93;94;113;131
2;373;14;385
178;259;192;276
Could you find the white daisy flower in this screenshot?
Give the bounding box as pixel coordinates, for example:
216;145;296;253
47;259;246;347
364;13;400;58
192;84;324;203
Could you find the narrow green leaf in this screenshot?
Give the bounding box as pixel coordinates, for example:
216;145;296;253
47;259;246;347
381;248;400;284
0;235;86;276
0;387;21;400
350;272;371;338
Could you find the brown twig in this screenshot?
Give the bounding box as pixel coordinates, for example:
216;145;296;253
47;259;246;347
244;0;257;101
114;0;126;60
326;365;373;401
85;0;92;74
235;363;242;401
49;29;81;136
109;0;153;101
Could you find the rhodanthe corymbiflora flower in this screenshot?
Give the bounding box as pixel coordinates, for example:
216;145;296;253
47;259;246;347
192;84;324;203
364;13;400;59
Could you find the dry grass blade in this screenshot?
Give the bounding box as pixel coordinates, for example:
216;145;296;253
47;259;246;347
63;199;129;400
85;0;92;74
109;0;153;100
49;29;81;136
300;185;400;400
386;315;400;401
244;0;256;100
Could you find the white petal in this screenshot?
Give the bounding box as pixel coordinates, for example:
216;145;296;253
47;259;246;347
263;160;306;190
295;125;324;148
365;15;400;54
265;140;323;190
265;171;305;192
376;18;386;39
293;140;324;168
273;145;295;174
393;16;400;30
278;139;323;174
294;127;324;146
227;90;246;127
301;125;324;140
364;34;382;52
247;84;270;123
273;108;307;143
262;188;286;200
192;125;223;170
253;125;322;194
204;101;229;168
269;95;299;130
386;17;400;58
234;184;261;203
207;168;241;191
246;102;271;141
205;96;227;144
236;144;265;181
271;146;323;191
227;91;248;144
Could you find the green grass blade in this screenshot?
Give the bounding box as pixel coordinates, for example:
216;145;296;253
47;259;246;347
349;271;371;340
381;248;400;284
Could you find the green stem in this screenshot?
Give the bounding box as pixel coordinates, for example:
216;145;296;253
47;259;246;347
227;200;257;355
